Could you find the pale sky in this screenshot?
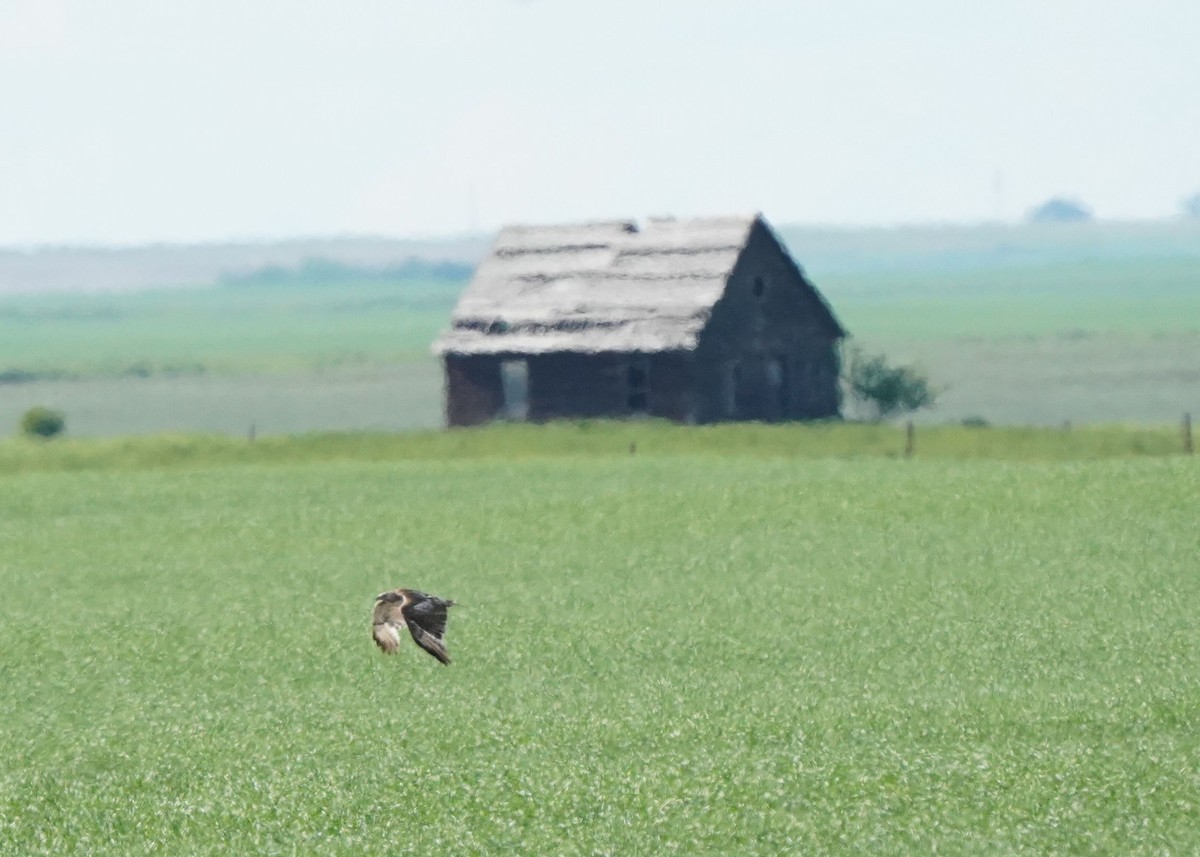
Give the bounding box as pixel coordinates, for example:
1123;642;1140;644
1;0;1197;246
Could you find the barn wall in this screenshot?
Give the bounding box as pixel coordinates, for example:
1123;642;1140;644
524;351;695;422
444;355;504;427
528;353;623;420
692;221;842;423
647;352;696;422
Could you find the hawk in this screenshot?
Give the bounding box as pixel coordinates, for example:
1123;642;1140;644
372;588;456;664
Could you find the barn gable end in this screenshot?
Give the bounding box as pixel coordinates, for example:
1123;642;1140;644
433;213;845;426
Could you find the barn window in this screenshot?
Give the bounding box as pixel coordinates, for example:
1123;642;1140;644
500;359;528;420
626;358;649;413
752;276;766;298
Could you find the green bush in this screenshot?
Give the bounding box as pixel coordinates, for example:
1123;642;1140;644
20;406;66;439
845;345;938;422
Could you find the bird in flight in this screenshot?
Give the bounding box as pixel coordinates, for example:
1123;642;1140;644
372;588;456;664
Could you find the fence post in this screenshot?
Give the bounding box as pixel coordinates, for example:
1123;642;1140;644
1184;413;1194;455
905;420;915;459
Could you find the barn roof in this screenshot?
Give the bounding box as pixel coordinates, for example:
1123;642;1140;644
433;213;840;356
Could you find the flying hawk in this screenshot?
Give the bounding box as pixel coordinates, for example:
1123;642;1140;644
372;588;456;664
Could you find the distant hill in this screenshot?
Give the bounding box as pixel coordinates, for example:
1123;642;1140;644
4;219;1199;295
776;219;1200;276
0;235;490;295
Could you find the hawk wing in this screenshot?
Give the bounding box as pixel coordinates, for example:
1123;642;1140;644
401;591;455;665
406;621;451;665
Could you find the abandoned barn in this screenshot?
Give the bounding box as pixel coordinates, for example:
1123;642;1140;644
432;213;846;426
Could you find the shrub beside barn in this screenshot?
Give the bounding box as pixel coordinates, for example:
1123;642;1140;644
433;213;846;426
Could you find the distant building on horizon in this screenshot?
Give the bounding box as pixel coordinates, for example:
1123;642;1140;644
432;213;846;427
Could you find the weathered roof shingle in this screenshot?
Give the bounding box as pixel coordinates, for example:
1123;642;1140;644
434;213;832;356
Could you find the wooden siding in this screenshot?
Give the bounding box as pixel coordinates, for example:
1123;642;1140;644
528;353;624;421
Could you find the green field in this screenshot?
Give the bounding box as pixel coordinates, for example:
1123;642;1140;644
825;258;1200;341
4;222;1195;852
0;278;454;378
0;420;1194;476
2;438;1197;854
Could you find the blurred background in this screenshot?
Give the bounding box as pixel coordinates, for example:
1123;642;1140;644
2;0;1197;435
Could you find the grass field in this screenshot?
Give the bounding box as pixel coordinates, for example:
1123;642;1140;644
825;258;1200;341
0;420;1194;476
1;440;1198;853
0;364;446;439
0;278;453;378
